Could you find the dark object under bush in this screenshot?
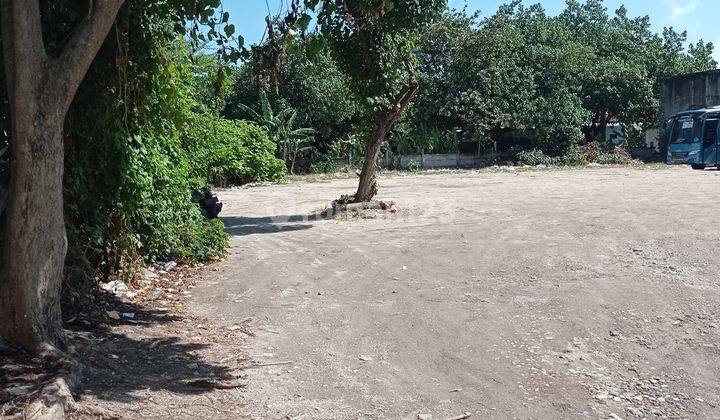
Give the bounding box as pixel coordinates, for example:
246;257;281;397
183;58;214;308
199;191;223;219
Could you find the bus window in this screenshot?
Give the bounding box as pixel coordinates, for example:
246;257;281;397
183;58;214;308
670;117;702;144
703;120;718;148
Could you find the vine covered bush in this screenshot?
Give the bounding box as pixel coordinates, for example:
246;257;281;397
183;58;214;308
21;5;276;304
0;2;288;305
62;29;235;300
184;115;285;188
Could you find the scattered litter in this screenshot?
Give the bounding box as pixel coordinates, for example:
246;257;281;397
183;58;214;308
443;413;471;420
402;266;408;271
106;311;121;320
389;203;398;213
140;268;158;279
125;291;138;299
450;388;462;393
144;290;162;301
359;355;372;362
418;414;432;420
122;312;135;319
163;261;178;272
101;280;128;295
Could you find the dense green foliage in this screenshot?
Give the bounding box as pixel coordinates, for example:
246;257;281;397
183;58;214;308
185;114;285;186
0;2;283;304
232;0;716;171
410;1;717;158
516;143;632;166
226;47;361;149
61;14;232;298
312;0;446;109
235;91;316;173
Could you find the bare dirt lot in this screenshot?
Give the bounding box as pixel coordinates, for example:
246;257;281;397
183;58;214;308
190;166;720;420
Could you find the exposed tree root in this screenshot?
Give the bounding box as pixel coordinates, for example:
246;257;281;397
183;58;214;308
23;361;80;420
323;196;394;217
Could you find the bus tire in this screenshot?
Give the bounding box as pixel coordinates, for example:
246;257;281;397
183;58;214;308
691;164;705;170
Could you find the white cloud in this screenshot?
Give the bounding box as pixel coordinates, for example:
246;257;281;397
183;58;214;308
714;41;720;64
666;0;702;25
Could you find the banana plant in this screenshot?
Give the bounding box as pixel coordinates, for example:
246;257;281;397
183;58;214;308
238;91;315;173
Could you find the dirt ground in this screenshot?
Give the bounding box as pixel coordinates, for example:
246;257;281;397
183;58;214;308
7;165;719;420
189;166;720;420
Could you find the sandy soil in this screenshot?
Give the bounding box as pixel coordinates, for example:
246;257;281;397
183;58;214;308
185;166;720;420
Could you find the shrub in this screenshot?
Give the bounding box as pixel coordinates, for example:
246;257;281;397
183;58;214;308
311;142;341;173
594;147;633;165
516;149;560;166
578;142;603;163
406;160;421;172
560;147;588;166
579;142;633;165
61;38;239;305
184;115;285;188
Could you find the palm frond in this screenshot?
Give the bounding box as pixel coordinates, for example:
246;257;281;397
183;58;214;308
237;103;262;122
259;90;273;121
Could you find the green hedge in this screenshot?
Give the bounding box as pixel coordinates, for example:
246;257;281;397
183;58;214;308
63;43;232;301
184;115;285;188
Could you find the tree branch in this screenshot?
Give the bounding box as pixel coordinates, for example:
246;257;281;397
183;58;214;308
1;0;48;100
49;0;126;113
392;58;420;113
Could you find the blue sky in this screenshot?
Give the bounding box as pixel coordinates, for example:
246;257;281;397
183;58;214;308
226;0;720;61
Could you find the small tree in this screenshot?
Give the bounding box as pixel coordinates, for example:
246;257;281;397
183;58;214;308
310;0;445;201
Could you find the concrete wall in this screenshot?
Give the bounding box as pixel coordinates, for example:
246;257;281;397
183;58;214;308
660;70;720;119
393;153;497;170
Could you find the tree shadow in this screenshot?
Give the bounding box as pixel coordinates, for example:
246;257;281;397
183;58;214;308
221;213;328;236
69;306;242;405
1;299;244;413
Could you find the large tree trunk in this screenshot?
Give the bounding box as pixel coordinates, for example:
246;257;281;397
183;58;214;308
0;113;67;354
0;0;125;354
355;110;394;202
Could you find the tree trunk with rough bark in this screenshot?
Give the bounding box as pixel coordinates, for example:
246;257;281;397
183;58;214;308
354;76;420;203
355;110;393;202
353;57;420;203
0;114;67;353
0;0;125;354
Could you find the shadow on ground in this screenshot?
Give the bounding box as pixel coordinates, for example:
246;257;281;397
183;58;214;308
221;214;327;236
1;298;240;415
70;305;239;406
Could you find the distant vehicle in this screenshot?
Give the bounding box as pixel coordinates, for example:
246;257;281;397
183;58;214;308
665;106;720;170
